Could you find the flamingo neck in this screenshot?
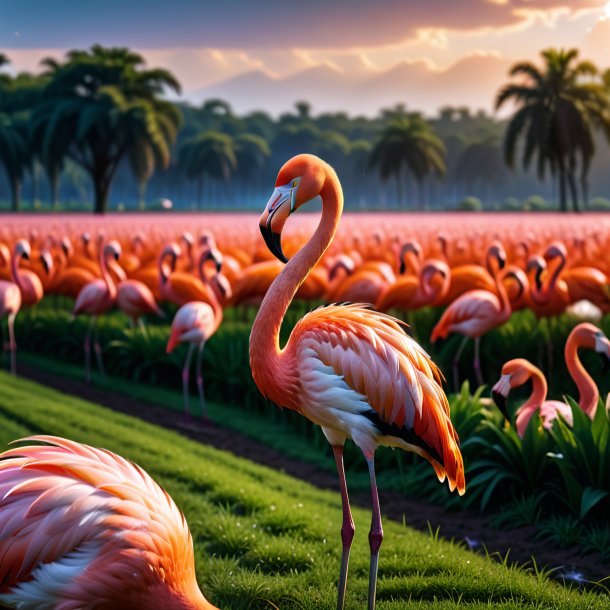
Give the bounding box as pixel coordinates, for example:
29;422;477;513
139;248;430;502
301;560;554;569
494;268;512;320
250;174;342;407
565;334;598;417
540;255;565;302
100;253;116;300
159;251;176;286
10;251;25;292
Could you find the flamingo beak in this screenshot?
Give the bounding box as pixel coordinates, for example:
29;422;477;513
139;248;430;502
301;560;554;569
594;333;610;373
259;177;301;264
491;374;512;421
40;251;53;275
204;248;223;273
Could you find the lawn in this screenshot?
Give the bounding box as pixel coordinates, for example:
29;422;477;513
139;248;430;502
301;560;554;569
0;371;608;609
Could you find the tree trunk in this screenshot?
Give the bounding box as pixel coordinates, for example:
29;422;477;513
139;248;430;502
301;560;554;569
395;172;403;209
557;161;567;213
567;168;580;213
50;169;60;211
580;174;589;211
10;177;21;212
138;180;147;211
93;176;110;215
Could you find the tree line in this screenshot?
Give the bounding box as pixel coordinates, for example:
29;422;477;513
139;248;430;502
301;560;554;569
1;46;609;213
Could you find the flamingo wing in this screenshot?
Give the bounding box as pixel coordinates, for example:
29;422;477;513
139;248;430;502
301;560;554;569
0;436;192;606
431;290;500;341
293;304;464;494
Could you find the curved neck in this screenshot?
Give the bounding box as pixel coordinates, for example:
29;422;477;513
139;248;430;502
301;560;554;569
198;256;223;322
494;268;512;319
158;251;176;285
565;334;598;417
100;252;116;299
251;175;342;366
522;367;548;410
10;251;25;291
542;255;565;300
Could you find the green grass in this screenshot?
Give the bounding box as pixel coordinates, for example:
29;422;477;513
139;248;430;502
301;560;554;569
0;371;608;609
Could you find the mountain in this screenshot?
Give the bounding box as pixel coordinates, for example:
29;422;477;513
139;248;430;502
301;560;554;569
188;54;513;116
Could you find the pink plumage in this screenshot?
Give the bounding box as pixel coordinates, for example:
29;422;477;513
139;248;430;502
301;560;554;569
0;436;216;610
116;279;164;324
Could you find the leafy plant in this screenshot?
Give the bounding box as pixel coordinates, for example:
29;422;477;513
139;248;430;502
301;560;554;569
547;398;610;519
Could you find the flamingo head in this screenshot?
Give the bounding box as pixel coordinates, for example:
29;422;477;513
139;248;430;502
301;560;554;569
260;154;328;263
526;255;546;292
61;237;73;257
212;272;232;302
544;241;567;262
103;240;122;261
82;232;91;246
487;241;506;273
491;359;535;421
399;241;422;274
572;323;610;373
14;239;31;260
40;249;54;275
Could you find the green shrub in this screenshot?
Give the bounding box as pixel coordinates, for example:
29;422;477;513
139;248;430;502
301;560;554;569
589;197;610;211
456;196;483;211
523;195;547;211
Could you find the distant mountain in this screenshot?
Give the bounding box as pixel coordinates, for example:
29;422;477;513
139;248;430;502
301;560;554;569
188;54;513;116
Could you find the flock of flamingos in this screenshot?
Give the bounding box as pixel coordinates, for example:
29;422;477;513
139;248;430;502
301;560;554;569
0;154;609;608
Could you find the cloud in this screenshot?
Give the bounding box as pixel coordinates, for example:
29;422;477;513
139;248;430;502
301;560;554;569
0;0;603;50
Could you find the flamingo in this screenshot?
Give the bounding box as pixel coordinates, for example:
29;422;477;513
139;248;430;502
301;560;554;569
0;436;216;610
73;241;121;383
491;359;574;437
116;279;164;327
430;243;521;390
9;240;46;308
564;322;610;419
0;277;21;376
250;155;464;610
375;259;449;313
166;251;231;418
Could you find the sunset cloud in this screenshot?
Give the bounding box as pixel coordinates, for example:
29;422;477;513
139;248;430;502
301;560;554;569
1;0;607;115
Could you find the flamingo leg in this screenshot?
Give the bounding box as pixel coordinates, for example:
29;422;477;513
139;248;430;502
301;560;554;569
7;313;17;376
452;336;469;392
195;340;207;419
365;452;383;610
473;336;484;388
182;343;196;419
92;317;105;378
332;445;355;610
84;317;95;383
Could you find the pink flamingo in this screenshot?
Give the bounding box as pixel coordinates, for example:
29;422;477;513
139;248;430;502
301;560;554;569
0;278;21;375
0;436;216;609
430;244;523;390
250;155;464;610
73;241;121;383
9;239;46;307
116;280;164;327
166;251;230;418
491;359;573;437
564;322;610;419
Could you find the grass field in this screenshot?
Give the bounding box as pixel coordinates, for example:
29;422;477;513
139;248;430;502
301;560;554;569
0;371;608;609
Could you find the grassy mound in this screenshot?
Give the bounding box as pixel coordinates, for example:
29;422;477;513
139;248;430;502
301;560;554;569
0;371;607;609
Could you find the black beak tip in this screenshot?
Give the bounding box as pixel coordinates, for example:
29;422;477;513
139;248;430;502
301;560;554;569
260;226;288;264
601;353;610;374
492;390;510;421
399;261;406;275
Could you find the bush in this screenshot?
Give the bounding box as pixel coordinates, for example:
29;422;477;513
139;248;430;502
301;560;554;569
457;196;483;211
501;197;521;211
589;197;610;211
523;195;548;211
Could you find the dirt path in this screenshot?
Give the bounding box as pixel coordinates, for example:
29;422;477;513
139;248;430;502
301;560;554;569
16;362;609;587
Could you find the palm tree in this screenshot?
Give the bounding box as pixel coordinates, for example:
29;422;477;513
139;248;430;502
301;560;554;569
178;131;237;208
369;114;446;209
35;45;181;214
496;48;609;212
0;113;29;210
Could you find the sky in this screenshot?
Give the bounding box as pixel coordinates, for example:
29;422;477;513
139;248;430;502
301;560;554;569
1;0;610;116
